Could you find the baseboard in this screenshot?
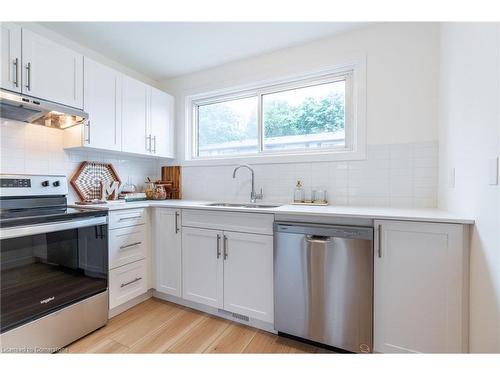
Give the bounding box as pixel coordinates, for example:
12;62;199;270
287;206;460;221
109;289;153;318
152;290;276;334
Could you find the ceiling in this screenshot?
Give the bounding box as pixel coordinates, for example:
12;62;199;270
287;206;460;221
40;22;367;81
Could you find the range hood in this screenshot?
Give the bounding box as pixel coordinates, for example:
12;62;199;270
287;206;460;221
0;89;88;129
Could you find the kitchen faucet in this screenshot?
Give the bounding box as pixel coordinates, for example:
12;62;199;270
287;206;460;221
232;164;263;203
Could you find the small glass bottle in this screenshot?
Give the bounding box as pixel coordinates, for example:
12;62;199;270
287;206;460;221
293;180;305;203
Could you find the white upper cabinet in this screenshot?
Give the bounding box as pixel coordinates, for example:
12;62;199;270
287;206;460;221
1;23;22;93
373;220;468;353
223;231;274;323
82;57;122;151
21;29;83;108
121;75;149;155
149;87;174;158
154;208;182;297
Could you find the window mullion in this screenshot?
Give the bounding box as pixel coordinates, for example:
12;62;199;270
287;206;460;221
257;92;264;153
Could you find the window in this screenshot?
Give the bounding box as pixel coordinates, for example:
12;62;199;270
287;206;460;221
188;64;365;164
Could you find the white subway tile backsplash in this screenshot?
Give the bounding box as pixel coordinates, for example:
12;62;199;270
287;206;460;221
0;118;438;209
181;141;439;208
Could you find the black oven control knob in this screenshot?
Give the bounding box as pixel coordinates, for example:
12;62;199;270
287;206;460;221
41;180;49;187
53;180;60;187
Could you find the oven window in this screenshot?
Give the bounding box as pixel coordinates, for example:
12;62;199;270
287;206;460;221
0;224;108;333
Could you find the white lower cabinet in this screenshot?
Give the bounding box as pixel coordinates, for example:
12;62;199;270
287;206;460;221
109;259;148;309
182;227;224;308
373;220;468;353
154;208;182;297
108;209;150;311
181;211;274;323
223;231;274;323
109;225;147;269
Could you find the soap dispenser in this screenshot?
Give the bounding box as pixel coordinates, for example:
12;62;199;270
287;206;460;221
293;180;305;203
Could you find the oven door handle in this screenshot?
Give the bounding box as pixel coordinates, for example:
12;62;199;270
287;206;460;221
0;216;107;240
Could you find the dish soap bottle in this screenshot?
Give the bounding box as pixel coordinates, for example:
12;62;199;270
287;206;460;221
293;180;305;203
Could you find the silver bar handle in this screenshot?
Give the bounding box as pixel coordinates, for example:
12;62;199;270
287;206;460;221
25;62;31;91
216;234;221;259
0;216;107;240
223;235;228;260
120;277;142;288
305;235;332;244
119;241;142;250
153;136;157;153
118;215;142;221
377;224;382;258
13;58;19;87
175;211;180;233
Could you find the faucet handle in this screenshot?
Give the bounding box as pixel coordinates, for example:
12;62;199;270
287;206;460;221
257;187;264;199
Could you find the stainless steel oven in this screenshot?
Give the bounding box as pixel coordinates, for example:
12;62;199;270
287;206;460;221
0;174;109;353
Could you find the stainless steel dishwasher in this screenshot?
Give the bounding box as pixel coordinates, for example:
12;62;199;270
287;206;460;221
274;221;373;353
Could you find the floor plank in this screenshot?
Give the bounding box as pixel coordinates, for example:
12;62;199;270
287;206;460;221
127;308;206;353
168;315;230;353
244;331;319;353
84;338;129;354
64;298;332;354
110;300;182;347
204;322;257;353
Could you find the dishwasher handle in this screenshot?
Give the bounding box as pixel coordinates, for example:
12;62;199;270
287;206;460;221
305;235;332;244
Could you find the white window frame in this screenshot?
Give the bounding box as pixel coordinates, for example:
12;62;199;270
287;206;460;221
184;57;366;166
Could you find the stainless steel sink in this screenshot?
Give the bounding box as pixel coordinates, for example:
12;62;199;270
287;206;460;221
205;202;281;209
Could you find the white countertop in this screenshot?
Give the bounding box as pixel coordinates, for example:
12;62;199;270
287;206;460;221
71;200;474;224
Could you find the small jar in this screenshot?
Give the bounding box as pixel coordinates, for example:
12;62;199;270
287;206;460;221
153;185;167;200
144;182;155;200
293;180;305;203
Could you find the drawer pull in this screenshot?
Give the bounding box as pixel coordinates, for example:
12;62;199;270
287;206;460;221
120;277;142;288
118;215;142;221
119;241;142;250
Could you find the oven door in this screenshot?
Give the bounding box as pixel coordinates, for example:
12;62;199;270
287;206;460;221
0;216;108;334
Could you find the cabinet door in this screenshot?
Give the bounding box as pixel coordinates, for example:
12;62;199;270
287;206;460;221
373;220;467;353
150;87;174;158
182;227;223;308
223;231;274;323
83;57;122;151
21;29;83;108
121;76;148;154
154;208;182;297
1;23;22;92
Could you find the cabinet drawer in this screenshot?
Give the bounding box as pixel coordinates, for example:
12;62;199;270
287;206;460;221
182;209;274;235
109;259;147;309
109;225;147;269
108;208;146;229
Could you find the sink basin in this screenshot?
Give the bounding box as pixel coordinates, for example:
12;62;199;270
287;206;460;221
205;202;281;209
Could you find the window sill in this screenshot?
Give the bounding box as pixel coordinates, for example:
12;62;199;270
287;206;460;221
181;148;366;167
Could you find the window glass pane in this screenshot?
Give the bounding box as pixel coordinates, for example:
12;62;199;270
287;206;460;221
197;96;258;157
263;80;345;151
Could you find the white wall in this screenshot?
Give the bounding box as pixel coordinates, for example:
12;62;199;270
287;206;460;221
438;23;500;353
161;23;440;207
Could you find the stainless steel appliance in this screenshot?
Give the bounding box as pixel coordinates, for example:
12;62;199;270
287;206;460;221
0;89;88;129
274;221;373;353
0;174;108;353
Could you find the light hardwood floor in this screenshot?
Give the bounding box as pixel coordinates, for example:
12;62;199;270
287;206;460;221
62;298;331;354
